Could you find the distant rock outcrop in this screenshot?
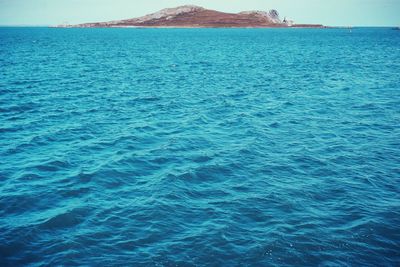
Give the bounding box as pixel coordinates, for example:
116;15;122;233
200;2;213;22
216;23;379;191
62;5;324;28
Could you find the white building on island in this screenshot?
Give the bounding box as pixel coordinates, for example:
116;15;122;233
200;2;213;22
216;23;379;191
283;17;294;27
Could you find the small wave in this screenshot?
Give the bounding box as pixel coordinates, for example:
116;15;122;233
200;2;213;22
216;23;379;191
38;207;90;230
34;159;72;172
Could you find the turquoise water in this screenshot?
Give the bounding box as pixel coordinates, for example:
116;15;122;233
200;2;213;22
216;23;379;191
0;27;399;266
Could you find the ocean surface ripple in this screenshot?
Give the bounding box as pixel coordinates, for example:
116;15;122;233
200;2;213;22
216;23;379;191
0;27;400;266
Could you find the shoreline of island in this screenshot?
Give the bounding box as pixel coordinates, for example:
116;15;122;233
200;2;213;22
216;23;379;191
54;24;328;29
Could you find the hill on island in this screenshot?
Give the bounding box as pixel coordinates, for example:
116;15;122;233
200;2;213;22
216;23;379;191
61;5;324;28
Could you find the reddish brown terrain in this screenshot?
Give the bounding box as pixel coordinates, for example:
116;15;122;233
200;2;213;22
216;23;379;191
62;5;324;28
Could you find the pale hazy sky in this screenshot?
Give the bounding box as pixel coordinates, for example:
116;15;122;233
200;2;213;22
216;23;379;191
0;0;399;26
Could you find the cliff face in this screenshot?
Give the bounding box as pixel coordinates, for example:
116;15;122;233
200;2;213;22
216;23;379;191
65;5;323;28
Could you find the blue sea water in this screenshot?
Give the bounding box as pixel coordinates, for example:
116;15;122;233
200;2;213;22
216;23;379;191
0;27;400;266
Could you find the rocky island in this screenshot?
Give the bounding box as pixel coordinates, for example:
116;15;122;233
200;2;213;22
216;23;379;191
60;5;325;28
